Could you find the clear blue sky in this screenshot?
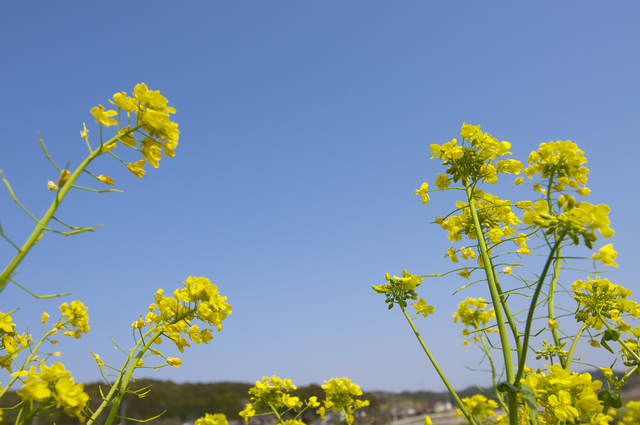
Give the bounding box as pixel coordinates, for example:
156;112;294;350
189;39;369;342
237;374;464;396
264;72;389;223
1;2;639;393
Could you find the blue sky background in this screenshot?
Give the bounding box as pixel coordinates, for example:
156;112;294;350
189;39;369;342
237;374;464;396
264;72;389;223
1;2;639;393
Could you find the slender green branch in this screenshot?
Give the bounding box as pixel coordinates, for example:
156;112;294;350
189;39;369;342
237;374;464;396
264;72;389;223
0;171;39;223
44;224;103;236
70;185;123;193
0;218;20;251
478;326;508;412
399;303;479;425
515;237;563;384
548;246;565;368
8;278;72;299
268;403;285;425
38;133;61;172
564;324;587;370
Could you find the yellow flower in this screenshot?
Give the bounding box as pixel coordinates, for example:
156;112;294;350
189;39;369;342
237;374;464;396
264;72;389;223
101;144;116;154
307;396;321;408
460;247;476;260
425;416;433;425
435;174;451;191
503;267;512;275
412;298;435;318
592;244;618;267
591;413;613;425
132;317;146;330
548;390;579;421
515;201;533;210
167;357;182;368
118;127;137;147
90;105;117;127
92;353;105;366
458;268;471;280
548;319;557;329
51;352;62;357
47;180;58;191
53;376;89;420
532;183;547;194
110;92;137;112
598;367;613;378
514;177;524;186
195;413;229;425
41;312;50;323
80;123;89;139
141;138;163;168
56;169;71;188
127;160;146;178
577;187;591;197
239;403;256;423
445;247;459;263
413;182;430;205
97;175;114;186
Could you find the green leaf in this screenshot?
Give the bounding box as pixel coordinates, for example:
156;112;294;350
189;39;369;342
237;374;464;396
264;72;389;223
600;329;621;354
598;389;622;410
497;382;538;422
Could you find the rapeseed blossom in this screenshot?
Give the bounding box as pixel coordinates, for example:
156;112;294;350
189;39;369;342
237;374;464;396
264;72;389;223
317;377;369;424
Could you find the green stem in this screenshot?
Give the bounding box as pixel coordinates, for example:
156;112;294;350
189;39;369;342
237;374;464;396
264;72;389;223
545;172;566;368
548;245;565;368
341;407;352;425
268;403;285;425
0;125;142;293
564;324;587;370
38;133;61;172
399;303;479;425
514;237;563;384
101;328;161;425
462;177;518;425
490;261;523;354
477;325;508;412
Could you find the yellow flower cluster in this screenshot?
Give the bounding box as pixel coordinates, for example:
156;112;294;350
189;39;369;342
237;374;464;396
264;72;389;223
572;277;637;332
430;123;522;185
59;300;90;339
521;199;614;247
195;413;229;425
435;189;522;249
523;141;589;193
14;362;89;421
522;364;607;424
455;394;498;421
0;312;28;372
91;83;179;179
453;297;496;345
316;377;369;424
621;401;640;425
372;270;422;310
136;276;232;354
239;376;321;424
